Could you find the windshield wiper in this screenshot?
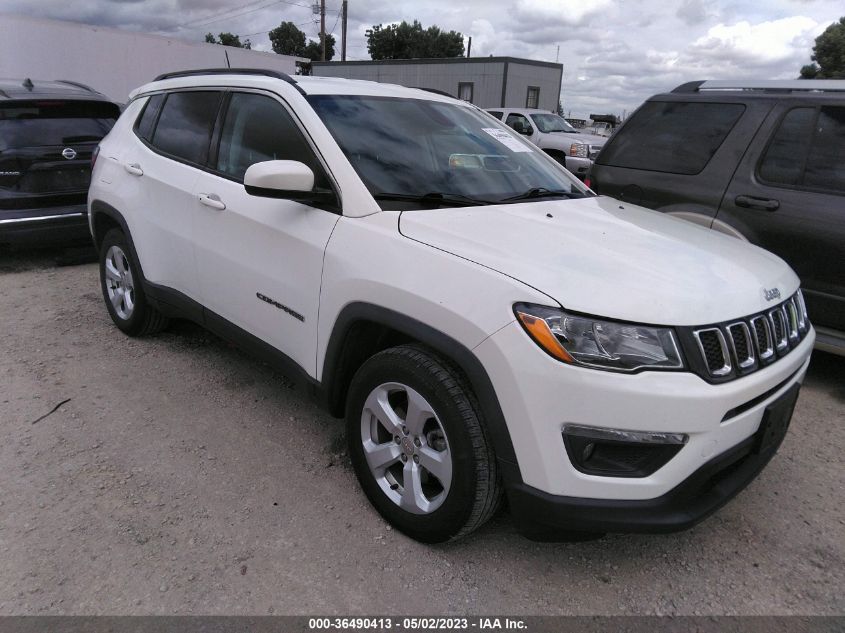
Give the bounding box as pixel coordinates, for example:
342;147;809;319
501;187;588;202
373;191;491;207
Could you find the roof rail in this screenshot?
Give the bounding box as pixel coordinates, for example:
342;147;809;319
671;80;705;93
152;68;305;95
54;79;101;94
672;79;845;93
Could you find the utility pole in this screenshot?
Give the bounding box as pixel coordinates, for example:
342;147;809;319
466;36;472;58
320;0;326;61
341;0;348;61
556;44;560;62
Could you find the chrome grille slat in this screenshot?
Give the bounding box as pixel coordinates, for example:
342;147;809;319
693;328;731;376
750;315;775;362
727;321;755;370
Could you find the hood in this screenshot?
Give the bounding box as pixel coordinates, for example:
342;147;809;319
398;196;799;326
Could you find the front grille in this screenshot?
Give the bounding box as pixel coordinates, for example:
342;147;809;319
689;290;809;381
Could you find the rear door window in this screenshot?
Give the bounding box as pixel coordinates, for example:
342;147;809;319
596;101;745;175
804;106;845;194
0;100;119;150
759;105;845;195
151;91;222;165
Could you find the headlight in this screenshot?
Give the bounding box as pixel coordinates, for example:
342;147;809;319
569;142;588;158
514;303;684;372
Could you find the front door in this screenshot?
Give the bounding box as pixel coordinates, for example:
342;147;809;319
191;90;340;376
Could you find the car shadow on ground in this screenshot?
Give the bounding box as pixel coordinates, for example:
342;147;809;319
805;349;845;403
0;244;98;272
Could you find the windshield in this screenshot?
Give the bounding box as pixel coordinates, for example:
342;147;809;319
529;113;577;134
308;95;590;209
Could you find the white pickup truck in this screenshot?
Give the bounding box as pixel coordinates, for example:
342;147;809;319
486;107;606;180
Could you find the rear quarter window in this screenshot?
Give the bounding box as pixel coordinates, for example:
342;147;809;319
596;101;745;175
134;94;164;142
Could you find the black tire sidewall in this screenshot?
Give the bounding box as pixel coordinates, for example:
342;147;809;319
346;348;485;543
99;229;151;335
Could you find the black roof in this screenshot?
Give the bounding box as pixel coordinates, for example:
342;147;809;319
0;78;111;101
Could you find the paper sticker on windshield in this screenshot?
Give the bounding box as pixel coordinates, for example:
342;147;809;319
482;128;532;153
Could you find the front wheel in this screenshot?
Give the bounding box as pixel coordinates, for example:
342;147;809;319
346;345;502;543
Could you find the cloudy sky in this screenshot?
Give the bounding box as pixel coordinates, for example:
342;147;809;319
1;0;841;117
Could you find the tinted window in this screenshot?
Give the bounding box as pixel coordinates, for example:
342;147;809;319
597;101;745;175
152;91;221;164
804;106;845;193
0;100;118;150
505;113;533;134
215;92;328;187
135;94;164;142
487;111;503;120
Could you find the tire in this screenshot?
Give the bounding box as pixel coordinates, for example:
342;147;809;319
346;344;502;543
99;228;168;336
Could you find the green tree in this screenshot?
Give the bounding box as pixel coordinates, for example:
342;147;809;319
269;21;307;56
365;20;464;60
204;32;251;49
799;16;845;79
304;34;336;61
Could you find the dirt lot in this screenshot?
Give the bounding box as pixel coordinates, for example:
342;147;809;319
0;248;843;616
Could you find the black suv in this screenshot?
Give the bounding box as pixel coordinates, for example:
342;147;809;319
0;78;121;248
590;80;845;355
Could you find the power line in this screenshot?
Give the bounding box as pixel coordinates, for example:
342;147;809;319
186;0;314;30
178;0;271;27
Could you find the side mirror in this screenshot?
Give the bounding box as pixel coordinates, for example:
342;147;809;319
244;160;337;209
244;160;314;197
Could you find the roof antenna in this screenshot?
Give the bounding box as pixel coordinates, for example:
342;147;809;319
22;78;34;90
225;50;231;69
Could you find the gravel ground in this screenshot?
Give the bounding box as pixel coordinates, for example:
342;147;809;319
0;248;843;616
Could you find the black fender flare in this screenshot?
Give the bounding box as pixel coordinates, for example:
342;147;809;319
321;302;521;472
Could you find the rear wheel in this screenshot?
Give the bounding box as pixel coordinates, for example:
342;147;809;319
346;345;502;543
99;228;168;336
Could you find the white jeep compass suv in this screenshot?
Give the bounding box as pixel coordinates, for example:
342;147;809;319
88;69;815;543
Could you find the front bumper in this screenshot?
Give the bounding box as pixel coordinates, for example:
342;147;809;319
474;320;814;535
507;383;799;538
564;156;592;179
0;205;91;246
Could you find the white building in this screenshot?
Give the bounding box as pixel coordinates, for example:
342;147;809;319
0;14;302;103
312;57;564;112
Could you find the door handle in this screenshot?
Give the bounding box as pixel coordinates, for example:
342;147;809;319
198;193;226;210
124;163;143;176
735;195;779;211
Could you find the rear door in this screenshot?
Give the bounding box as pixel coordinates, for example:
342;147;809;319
0;99;118;215
191;90;341;375
717;102;845;331
120;90;223;297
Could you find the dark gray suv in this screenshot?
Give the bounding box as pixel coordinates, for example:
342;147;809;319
0;78;120;247
590;80;845;355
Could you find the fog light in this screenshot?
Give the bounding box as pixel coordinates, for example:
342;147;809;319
563;425;687;478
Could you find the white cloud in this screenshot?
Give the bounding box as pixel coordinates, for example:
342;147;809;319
690;16;822;65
